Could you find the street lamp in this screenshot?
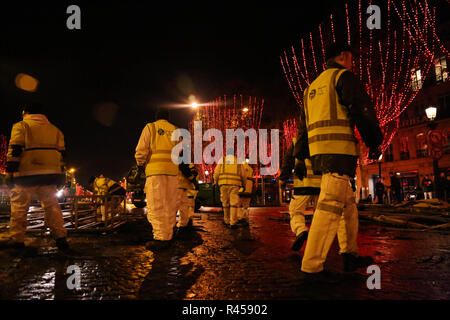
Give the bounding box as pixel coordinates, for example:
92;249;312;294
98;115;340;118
425;106;437;121
426;105;439;195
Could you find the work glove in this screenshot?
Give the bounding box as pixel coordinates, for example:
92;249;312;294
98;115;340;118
368;147;382;160
294;160;307;180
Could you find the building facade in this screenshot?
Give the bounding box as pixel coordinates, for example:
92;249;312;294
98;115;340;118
358;50;450;201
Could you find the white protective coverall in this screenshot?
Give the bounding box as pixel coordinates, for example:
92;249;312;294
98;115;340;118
238;162;254;223
135;119;179;241
6;114;67;243
213;155;247;226
177;164;198;227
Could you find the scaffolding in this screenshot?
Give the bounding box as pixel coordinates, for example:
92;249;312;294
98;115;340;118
0;195;130;235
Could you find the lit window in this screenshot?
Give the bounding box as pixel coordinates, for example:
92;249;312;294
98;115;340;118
435;56;448;83
415;133;428;158
400;136;410;160
411;68;423;91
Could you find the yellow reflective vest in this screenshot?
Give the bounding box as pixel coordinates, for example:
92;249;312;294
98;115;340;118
239;162;254;196
178;163;197;190
293;158;321;189
187;189;198;199
214;155;246;187
6;114;64;178
136;119;178;177
303;68;359;157
93;177;116;195
292;138;321;189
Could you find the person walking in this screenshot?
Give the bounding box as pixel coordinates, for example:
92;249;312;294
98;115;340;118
280;137;321;251
176;161;199;232
294;42;384;276
0;103;69;251
422;175;433;200
89;174;126;225
213;151;247;229
237;159;254;227
135;108;179;250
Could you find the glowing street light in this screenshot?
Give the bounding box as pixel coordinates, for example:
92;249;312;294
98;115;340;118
425;106;437;121
69;168;76;173
242;107;249;113
191;102;198;109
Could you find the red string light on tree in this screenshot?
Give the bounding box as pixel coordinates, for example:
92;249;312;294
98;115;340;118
281;0;448;164
189;94;264;181
0;135;7;174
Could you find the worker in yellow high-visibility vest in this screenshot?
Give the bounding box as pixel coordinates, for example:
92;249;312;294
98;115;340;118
280;138;321;251
0;103;69;252
237;160;254;226
135;108;179;251
176;162;199;231
293;42;383;277
90;174;126;223
213;152;247;229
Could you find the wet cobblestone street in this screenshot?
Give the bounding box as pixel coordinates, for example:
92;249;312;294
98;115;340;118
0;207;449;300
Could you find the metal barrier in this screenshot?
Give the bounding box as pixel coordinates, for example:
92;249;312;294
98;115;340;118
25;195;128;234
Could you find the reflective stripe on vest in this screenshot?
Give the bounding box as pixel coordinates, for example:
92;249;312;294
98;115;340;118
291;138;321;189
14;120;63;177
218;157;242;186
145;120;178;176
293;159;321;188
304;68;358;157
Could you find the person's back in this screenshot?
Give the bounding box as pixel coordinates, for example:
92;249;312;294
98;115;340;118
9;113;65;186
214;154;246;228
295;43;383;276
134;108;179;250
1;103;69;251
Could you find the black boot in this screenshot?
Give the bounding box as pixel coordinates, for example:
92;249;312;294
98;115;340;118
238;219;249;227
291;231;308;251
342;253;374;272
301;270;341;284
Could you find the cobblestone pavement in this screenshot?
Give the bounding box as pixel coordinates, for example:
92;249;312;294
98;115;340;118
0;207;449;300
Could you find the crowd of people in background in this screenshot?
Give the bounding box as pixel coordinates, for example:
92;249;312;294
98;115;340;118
362;171;450;205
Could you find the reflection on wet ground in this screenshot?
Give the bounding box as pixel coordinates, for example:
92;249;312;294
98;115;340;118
0;207;449;299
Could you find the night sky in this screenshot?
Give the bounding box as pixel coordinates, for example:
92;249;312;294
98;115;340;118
1;1;445;185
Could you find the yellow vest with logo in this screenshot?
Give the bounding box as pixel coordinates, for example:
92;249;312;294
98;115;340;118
145;120;178;176
217;156;243;187
291;138;321;189
304;68;358;157
9;119;64;177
